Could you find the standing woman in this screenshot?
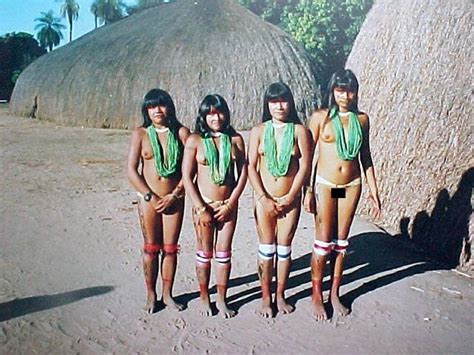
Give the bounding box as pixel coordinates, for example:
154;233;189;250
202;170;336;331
182;94;247;318
303;69;381;321
127;88;190;314
248;82;312;318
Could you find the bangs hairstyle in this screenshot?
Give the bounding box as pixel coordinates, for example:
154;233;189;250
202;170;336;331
262;82;301;123
324;69;359;113
195;94;236;137
141;88;181;132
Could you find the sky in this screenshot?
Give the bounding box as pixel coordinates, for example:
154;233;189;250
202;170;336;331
0;0;135;45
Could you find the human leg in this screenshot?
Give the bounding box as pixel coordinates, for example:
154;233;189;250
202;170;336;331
161;198;185;311
254;200;277;318
330;184;361;316
311;184;337;321
138;201;163;314
193;207;214;316
214;206;238;318
275;198;301;314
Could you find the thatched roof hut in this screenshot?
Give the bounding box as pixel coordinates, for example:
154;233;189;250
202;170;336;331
346;0;473;270
10;0;320;129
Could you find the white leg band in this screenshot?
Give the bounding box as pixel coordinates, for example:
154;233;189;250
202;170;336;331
277;245;292;260
333;239;349;254
313;240;335;256
258;243;276;260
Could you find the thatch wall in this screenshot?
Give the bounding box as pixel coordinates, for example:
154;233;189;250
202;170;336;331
346;0;473;271
10;0;320;130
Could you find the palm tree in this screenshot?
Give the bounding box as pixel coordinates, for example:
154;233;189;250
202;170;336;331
90;2;99;29
90;0;125;26
34;10;66;51
59;0;80;42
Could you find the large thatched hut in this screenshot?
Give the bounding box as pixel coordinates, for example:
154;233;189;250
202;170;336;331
346;0;473;270
10;0;320;129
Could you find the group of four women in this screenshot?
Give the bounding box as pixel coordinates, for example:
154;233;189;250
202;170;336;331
127;69;381;321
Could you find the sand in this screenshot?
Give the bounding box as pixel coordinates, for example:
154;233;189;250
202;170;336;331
0;106;472;354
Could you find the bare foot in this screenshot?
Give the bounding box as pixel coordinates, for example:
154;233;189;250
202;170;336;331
144;297;158;314
162;295;184;311
216;300;236;318
331;296;350;317
256;299;273;318
312;299;328;321
198;298;212;317
276;296;294;314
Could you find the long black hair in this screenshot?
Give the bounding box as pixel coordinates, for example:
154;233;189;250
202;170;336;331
323;69;359;113
262;82;301;123
195;94;236;137
141;88;182;134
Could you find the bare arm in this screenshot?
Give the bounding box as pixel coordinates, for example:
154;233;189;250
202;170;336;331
280;124;312;205
303;111;323;213
247;125;280;217
359;114;381;219
182;134;213;226
227;134;248;207
127;128;151;195
171;126;191;197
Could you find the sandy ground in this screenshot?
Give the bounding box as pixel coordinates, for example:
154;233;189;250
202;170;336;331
0;106;472;354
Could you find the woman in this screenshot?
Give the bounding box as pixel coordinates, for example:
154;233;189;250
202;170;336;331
182;94;247;318
127;88;190;314
248;82;311;318
303;69;381;321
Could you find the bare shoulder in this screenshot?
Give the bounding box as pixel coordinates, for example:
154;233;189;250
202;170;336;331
131;126;146;140
308;109;327;127
185;133;201;148
231;131;245;145
178;125;191;140
249;123;264;138
294;123;309;134
357;111;370;127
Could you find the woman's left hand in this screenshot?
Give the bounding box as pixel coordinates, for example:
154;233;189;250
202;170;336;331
368;193;381;219
155;193;177;213
213;201;234;223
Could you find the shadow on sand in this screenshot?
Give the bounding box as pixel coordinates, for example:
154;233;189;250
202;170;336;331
397;167;473;269
0;286;114;322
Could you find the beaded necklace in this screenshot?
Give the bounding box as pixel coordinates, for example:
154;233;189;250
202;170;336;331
263;120;294;177
202;133;231;185
146;125;179;177
329;106;362;161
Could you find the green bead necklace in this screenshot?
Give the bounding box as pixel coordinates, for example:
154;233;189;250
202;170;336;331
146;125;179;177
263;120;294;177
202;133;231;185
329;106;363;161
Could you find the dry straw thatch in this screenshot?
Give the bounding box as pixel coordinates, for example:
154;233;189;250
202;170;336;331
346;0;473;270
10;0;320;130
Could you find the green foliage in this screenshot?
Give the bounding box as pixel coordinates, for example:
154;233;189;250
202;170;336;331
58;0;80;42
90;0;126;26
0;32;46;100
239;0;373;91
34;10;66;52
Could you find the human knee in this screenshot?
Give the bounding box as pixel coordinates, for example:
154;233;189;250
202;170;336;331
143;243;162;258
313;239;334;256
163;244;180;256
333;239;349;255
196;250;213;267
276;244;291;260
215;250;232;264
258;243;276;261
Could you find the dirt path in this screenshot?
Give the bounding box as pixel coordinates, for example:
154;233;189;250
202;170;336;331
0;108;472;354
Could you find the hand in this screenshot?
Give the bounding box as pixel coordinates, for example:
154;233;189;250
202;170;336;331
214;201;234;223
275;195;293;216
197;208;213;227
154;193;177;213
368;193;381;219
259;196;281;218
303;191;316;214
